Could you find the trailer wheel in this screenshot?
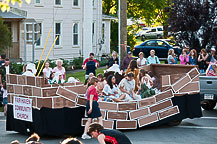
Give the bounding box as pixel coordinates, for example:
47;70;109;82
167;120;182;126
201;100;216;110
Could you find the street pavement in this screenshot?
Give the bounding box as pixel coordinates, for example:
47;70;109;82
0;106;217;144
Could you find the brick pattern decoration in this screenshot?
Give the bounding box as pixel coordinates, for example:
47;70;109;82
161;67;200;96
8;66;198;130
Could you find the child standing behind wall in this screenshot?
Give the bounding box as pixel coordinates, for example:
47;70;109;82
1;82;7;116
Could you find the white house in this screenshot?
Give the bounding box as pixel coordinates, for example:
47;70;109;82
0;0;113;62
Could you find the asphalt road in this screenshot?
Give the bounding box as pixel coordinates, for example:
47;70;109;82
1;106;217;144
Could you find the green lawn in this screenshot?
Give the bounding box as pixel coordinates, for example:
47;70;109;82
0;106;3;112
66;68;106;83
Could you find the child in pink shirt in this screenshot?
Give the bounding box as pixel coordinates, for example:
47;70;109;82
179;49;189;65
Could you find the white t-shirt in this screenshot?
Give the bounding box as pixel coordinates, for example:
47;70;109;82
137;58;147;67
43;67;52;78
22;71;35;77
5;65;9;74
1;87;7;98
119;78;135;97
53;67;66;79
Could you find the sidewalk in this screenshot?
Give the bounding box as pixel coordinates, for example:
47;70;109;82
66;66;106;74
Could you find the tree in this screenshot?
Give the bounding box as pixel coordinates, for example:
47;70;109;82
167;0;217;52
0;17;12;53
0;0;31;12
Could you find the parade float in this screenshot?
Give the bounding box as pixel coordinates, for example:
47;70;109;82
6;64;202;136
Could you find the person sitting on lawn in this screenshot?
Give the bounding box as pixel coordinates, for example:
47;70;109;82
88;123;132;144
102;75;126;102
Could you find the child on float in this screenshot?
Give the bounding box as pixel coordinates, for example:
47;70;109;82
88;123;132;144
48;72;55;84
82;77;103;140
43;62;52;79
119;72;141;101
1;82;7;116
96;73;106;96
102;75;126;102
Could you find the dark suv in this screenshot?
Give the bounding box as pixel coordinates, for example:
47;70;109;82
133;39;181;58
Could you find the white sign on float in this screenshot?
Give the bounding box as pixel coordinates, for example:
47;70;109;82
13;96;33;122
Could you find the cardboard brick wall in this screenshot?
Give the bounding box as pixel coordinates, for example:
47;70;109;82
56;87;77;102
76;96;87;106
158;106;179;120
107;111;128;120
42;88;58;97
27;76;35;86
17;75;26;85
179;82;199;94
118;102;137;111
7;85;14;93
14;85;23;95
149;100;173;113
138;97;156;108
129;107;149;120
155;89;174;102
138;113;158;127
23;86;33;96
33;87;42;97
37;97;52;109
66;85;87;95
9;74;17;84
116;120;137;129
98;101;117;111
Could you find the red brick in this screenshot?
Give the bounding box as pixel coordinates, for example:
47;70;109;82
98;101;117;111
161;75;170;86
37;97;52;108
23;86;33;96
158;106;179;120
17;75;26;85
188;68;199;80
129;107;149;120
118;102;137;111
179;82;199;94
172;75;191;92
116;120;137;129
14;85;22;95
66;85;87;95
56;87;77;101
9;74;17;84
138;113;158;127
64;98;76;108
42;88;58;97
138;97;156;108
53;97;65;108
29;96;37;107
107;111;128;120
27;76;35;86
149;99;173;113
155;89;174;102
7;85;14;93
103;120;114;129
33;87;42;97
76;96;87;106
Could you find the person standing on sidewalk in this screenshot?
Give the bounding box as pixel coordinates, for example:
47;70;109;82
82;77;103;139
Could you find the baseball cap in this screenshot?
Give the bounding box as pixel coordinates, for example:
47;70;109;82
211;46;216;51
128;51;132;55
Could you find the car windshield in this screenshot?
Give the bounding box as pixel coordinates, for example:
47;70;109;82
165;40;176;46
157;28;163;31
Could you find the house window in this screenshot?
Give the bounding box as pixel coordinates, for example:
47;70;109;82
35;0;40;4
35;23;42;47
102;23;105;44
73;22;79;46
92;22;96;45
55;0;61;5
55;22;61;46
73;0;79;6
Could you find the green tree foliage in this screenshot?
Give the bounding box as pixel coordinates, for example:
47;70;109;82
0;0;31;12
0;17;12;53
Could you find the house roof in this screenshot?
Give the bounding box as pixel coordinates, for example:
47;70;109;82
102;15;117;20
0;7;26;19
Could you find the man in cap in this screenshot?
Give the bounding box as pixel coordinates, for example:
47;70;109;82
206;46;217;64
121;51;133;72
22;63;37;77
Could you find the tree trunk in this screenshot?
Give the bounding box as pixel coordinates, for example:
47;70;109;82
120;0;127;62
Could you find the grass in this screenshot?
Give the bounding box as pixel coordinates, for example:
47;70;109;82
0;106;3;112
66;68;106;83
